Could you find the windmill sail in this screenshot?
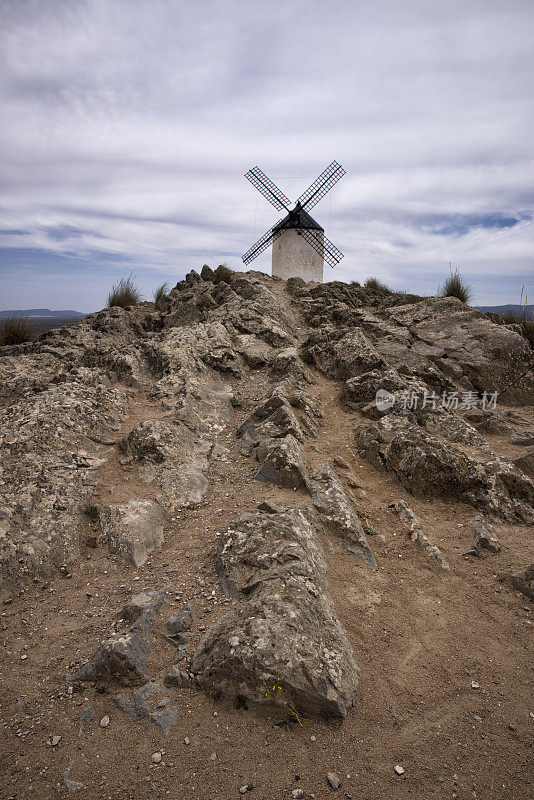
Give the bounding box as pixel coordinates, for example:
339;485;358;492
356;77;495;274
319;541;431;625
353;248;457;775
244;167;291;212
298;228;344;267
242;220;285;265
297;161;346;212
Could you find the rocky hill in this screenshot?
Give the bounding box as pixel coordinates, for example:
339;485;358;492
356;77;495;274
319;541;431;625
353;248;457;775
1;269;533;800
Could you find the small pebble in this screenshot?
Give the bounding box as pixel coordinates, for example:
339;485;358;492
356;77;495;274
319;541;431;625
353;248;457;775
151;752;162;764
508;723;518;731
239;787;249;795
327;772;341;789
184;737;190;745
471;681;480;689
394;765;405;776
100;715;110;728
310;735;316;742
292;790;304;799
210;752;217;761
50;736;61;747
20;654;28;661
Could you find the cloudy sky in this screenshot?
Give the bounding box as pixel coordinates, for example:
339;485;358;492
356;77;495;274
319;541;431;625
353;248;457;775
1;0;533;311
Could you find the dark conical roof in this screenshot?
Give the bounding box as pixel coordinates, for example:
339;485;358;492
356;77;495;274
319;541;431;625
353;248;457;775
272;202;324;233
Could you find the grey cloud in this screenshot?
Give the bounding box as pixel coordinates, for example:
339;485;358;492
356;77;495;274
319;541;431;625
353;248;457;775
1;0;533;309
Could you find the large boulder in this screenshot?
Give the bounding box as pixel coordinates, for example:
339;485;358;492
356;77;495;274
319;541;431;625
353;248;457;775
305;327;385;380
100;499;165;567
71;589;165;685
237;384;311;489
190;506;359;718
510;564;534;600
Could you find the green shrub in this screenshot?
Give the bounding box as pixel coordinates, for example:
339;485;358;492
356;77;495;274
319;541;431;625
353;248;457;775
0;316;35;345
213;264;235;284
364;277;391;293
413;407;431;427
230;395;242;408
153;282;169;310
350;280;361;287
107;274;143;308
439;267;473;304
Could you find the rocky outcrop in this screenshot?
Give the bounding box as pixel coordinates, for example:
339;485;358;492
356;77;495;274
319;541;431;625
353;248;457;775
191;506;359;717
467;515;501;555
391;500;450;571
510;564;534;600
114;683;179;735
307;464;376;565
295;283;533;403
237;383;315;489
71;589;166;685
0;372;131;592
305;327;385;380
514;449;534;478
100;499;165;567
121;420;211;508
356;414;534;523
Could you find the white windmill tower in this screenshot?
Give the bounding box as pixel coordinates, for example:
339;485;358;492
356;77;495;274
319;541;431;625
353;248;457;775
242;161;346;282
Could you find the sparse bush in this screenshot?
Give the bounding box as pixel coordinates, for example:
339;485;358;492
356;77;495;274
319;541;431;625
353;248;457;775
439;266;473;304
0;316;35;346
350;280;361;287
153;282;169;310
413;407;431;427
230;395;242;408
364;277;391;293
260;678;305;725
107;274;143;308
83;504;99;522
213;264;235;284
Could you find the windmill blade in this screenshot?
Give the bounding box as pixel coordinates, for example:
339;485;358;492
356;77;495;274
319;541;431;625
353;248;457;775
297;161;346;212
242;219;285;265
244;167;291;212
298;228;344;267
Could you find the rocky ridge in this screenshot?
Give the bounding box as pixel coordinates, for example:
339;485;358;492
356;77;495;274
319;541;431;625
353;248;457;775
1;269;533;797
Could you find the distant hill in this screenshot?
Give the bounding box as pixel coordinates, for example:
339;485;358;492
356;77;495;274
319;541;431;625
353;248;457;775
0;309;87;318
478;304;534;316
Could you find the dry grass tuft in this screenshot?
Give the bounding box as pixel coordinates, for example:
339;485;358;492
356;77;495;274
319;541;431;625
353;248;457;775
364;277;391;293
500;287;533;347
439;266;473;304
0;316;36;346
107;274;143;308
213;264;235;284
153;282;169;310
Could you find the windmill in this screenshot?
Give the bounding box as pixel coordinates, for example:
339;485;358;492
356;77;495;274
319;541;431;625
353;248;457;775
242;161;346;283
